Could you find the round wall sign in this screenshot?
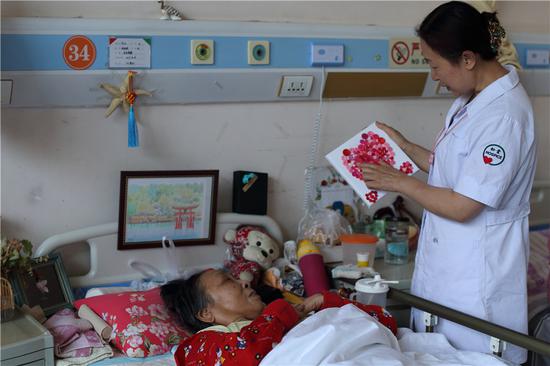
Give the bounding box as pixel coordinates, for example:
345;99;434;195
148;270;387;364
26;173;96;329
63;35;96;70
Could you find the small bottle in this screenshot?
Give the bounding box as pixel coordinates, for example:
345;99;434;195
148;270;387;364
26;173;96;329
297;240;329;296
384;217;410;265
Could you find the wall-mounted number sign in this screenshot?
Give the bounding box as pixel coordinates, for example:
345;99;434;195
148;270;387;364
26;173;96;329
63;35;96;70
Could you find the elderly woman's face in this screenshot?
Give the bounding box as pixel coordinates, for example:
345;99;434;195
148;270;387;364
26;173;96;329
199;269;265;326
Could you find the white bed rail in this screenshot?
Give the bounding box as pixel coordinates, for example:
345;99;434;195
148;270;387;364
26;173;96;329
35;222;117;257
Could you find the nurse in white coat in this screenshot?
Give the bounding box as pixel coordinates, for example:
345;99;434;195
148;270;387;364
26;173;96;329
362;2;536;363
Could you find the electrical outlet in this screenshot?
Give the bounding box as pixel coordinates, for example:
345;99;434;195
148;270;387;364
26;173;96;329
248;40;270;65
278;76;314;97
191;40;214;65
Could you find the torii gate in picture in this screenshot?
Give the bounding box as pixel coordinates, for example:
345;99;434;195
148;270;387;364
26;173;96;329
172;205;199;230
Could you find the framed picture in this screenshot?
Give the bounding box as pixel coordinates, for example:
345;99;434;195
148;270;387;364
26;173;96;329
118;170;219;250
9;253;74;317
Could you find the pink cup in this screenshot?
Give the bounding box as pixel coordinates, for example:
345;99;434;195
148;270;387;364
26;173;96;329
298;253;330;296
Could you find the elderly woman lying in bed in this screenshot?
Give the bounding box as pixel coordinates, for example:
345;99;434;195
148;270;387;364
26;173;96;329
160;268;397;366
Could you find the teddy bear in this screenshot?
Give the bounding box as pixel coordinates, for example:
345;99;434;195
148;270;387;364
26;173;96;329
224;225;281;288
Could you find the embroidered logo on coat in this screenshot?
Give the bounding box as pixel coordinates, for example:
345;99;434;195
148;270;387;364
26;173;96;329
482;144;505;166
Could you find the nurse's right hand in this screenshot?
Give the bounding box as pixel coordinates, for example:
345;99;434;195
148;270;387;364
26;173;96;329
376;121;409;151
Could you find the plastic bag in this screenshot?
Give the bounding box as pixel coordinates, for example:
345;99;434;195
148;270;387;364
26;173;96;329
128;260;166;290
127;236;183;285
162;236;183;280
297;205;352;246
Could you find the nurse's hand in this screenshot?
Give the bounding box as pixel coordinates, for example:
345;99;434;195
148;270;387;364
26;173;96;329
376;121;432;174
360;161;408;192
376;121;409;151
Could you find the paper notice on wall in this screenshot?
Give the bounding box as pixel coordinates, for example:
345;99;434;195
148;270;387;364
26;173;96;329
109;37;151;69
325;122;419;206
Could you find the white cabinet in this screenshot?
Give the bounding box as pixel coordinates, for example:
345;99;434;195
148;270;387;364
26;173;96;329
1;310;54;366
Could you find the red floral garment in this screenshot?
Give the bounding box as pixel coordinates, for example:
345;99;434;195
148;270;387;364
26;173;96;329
174;292;396;366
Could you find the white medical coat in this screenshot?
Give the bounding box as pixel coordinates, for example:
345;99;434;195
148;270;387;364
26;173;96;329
411;66;536;364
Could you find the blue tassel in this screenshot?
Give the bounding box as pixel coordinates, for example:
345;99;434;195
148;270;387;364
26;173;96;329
128;105;139;148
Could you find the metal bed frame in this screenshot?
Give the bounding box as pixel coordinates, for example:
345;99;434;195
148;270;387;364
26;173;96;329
388;288;550;358
35;208;550;361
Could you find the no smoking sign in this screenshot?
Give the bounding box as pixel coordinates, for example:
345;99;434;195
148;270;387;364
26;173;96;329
392;41;410;65
389;38;427;69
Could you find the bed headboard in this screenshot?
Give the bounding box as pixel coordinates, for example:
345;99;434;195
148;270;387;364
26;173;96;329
530;180;550;227
34;212;283;288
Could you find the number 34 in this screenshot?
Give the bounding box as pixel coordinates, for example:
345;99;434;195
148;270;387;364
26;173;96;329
68;44;90;62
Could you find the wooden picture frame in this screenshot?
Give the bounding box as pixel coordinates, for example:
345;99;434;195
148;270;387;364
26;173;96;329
118;170;219;250
9;253;74;317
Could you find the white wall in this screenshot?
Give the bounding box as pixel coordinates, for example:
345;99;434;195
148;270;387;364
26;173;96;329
2;1;549;251
2;1;549;34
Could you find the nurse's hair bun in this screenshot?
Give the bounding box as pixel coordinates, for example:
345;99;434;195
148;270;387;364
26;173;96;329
481;12;506;54
417;1;502;63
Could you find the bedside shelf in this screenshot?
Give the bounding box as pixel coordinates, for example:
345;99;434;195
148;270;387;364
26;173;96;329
1;309;54;366
372;251;416;291
330;251;416;327
331;251;416;290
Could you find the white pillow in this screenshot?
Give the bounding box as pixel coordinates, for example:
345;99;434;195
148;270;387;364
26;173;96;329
85;286;133;298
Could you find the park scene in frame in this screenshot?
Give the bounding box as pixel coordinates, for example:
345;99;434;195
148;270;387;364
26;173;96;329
118;171;218;249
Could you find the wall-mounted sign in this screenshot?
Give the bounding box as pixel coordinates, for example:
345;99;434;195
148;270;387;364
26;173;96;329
63;35;96;70
109;37;151;69
389;38;428;69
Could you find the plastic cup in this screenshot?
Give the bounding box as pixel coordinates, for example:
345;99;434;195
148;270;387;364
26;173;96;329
356;252;369;267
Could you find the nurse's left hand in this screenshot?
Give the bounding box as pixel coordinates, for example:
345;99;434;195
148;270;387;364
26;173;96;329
360;162;408;192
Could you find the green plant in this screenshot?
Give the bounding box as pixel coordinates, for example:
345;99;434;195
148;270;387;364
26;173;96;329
1;238;33;277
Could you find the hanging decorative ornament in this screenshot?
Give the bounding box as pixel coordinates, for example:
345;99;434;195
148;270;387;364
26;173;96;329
100;71;152;148
126;73;139;147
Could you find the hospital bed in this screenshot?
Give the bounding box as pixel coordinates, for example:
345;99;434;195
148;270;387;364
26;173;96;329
34;212;283;366
34;181;550;365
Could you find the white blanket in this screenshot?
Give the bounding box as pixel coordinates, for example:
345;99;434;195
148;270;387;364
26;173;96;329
261;304;516;366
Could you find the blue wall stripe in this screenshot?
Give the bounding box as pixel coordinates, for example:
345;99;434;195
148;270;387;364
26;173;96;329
1;34;387;71
1;34;548;71
514;43;550;69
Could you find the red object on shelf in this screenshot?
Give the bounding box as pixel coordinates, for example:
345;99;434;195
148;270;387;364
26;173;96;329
299;253;330;296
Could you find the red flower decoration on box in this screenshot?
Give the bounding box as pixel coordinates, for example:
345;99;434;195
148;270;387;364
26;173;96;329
399;161;414;175
341;132;396;180
366;190;379;203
